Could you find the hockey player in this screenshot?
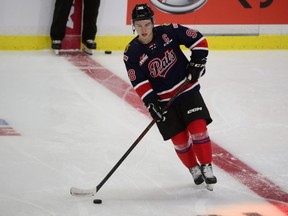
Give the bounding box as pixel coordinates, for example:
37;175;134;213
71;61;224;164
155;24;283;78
123;4;217;190
50;0;100;55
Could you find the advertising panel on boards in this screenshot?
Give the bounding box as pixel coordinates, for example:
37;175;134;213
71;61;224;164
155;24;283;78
126;0;288;25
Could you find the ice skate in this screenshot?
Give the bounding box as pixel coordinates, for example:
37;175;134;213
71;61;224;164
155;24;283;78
189;164;204;185
82;39;96;55
51;40;62;55
201;163;217;191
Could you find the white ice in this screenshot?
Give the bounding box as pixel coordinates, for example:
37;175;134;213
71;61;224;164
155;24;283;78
0;50;287;216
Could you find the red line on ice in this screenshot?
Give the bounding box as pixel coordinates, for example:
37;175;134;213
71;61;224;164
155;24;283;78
64;51;288;215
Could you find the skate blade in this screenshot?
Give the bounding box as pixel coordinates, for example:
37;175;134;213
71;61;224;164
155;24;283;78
205;184;214;191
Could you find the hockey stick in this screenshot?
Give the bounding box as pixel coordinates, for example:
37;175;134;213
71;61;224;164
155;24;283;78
70;77;191;197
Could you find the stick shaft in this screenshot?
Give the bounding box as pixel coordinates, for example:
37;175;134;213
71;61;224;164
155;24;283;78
95;78;190;193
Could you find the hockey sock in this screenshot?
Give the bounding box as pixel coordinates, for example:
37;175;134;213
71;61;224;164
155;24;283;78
171;130;198;168
188;119;212;164
192;137;212;164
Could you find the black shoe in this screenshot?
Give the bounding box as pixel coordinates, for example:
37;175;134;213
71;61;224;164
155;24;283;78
51;40;62;55
82;40;96;55
201;163;217;184
189;164;204;185
51;40;62;50
83;39;96;49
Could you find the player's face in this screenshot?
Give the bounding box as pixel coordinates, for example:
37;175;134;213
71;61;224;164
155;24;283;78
134;19;154;44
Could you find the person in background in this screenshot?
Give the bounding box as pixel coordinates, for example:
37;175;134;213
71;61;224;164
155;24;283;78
50;0;100;55
123;4;217;190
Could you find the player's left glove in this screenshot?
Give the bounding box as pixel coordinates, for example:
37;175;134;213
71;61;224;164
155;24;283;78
147;101;166;122
186;58;206;83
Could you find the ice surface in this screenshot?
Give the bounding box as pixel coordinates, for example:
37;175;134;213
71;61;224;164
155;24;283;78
0;50;287;216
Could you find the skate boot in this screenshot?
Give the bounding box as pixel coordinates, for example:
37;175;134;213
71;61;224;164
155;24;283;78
189;164;204;185
51;40;62;55
201;163;217;191
82;39;96;55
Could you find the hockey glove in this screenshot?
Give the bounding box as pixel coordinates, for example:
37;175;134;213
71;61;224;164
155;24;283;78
147;102;166;122
186;58;207;83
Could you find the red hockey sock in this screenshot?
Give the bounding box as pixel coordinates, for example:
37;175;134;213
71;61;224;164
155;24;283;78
172;130;198;169
175;145;198;168
193;142;212;164
188;119;212;164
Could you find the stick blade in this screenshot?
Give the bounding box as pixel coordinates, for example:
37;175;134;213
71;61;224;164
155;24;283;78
70;187;97;197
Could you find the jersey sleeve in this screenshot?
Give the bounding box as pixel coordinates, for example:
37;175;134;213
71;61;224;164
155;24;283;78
169;23;208;60
123;43;159;106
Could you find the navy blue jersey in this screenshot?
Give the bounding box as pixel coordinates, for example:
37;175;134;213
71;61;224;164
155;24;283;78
123;23;208;106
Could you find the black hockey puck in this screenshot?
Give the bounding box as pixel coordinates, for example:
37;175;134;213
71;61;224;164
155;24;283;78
104;50;112;54
93;199;102;204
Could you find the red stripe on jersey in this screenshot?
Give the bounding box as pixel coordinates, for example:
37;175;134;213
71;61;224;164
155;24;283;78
134;80;153;100
195;38;208;49
190;37;208;50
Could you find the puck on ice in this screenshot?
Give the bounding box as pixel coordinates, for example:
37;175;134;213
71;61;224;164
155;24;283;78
104;50;112;54
93;199;102;204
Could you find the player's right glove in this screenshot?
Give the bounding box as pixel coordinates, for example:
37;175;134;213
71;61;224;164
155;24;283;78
186;58;207;83
147;101;166;122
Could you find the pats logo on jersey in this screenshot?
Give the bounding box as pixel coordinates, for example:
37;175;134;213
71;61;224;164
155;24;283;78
150;0;207;14
148;49;177;78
